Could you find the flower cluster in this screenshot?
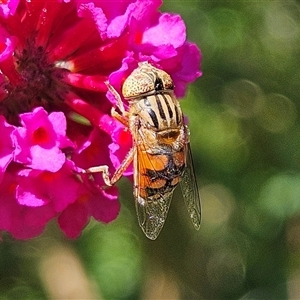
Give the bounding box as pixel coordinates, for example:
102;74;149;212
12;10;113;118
0;0;201;239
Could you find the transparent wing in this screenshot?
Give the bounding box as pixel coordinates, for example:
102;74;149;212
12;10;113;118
133;145;174;240
135;191;173;240
180;144;202;230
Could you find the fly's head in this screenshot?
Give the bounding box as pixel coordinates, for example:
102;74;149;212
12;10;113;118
122;62;174;100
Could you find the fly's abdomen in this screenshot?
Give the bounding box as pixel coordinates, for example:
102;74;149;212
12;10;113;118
137;148;185;200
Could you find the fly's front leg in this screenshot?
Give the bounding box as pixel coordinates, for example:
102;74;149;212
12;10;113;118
83;82;132;186
106;81;129;126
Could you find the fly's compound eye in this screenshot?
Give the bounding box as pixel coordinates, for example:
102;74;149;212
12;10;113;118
154;77;164;92
156;70;174;91
122;62;174;99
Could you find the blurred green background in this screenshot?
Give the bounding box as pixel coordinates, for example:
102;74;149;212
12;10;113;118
1;1;300;299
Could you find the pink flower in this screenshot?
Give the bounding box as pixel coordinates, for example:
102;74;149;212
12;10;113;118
12;107;73;172
0;0;201;239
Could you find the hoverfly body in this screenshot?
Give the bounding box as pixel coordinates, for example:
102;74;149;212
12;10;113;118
86;62;201;240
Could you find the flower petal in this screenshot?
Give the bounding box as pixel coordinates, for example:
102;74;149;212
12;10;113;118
0;116;15;183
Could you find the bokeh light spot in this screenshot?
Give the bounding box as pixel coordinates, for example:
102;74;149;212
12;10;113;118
207;249;246;294
223;79;264;118
257;93;297;133
201;183;235;229
208;8;244;49
259;173;300;219
264;2;300;41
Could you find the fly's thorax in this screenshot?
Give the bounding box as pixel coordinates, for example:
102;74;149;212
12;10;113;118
128;91;183;133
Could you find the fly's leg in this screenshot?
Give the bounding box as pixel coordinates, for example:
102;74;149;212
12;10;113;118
111;108;129;127
84;147;134;186
106;81;129;127
83;165;111;186
83;82;132;186
110;146;135;185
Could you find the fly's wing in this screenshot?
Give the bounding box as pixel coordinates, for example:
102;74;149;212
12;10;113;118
135;190;173;240
180;144;201;230
134;145;174;240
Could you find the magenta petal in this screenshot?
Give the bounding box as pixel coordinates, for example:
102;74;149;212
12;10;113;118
48;111;74;148
106;0;161;38
0;0;19;18
106;12;130;38
57;184;119;238
12;127;30;163
16;162;80;211
107;54;136;96
0;151;14;173
0;116;15;182
19;107;55;138
17;186;49;207
90;186;120;223
72;126;113;171
172;43;202;98
150;44;178;59
16;170;50;207
178;43;202;82
0;174;19;231
0;172;55;239
30;145;66;172
58;201;89;239
130;0;162;21
109;122;133;176
45;161;81;212
0;27;18;62
142;13;186;48
48;111;66;136
21;205;54;235
77;2;107;39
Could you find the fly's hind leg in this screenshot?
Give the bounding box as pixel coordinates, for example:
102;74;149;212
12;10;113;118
110;146;135;185
83;165;112;186
84;147;134;186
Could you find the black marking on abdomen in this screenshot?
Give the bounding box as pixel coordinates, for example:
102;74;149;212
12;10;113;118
146;182;177;197
144;151;185;197
145;154;185;182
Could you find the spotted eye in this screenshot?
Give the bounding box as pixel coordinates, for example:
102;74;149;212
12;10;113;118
160;73;174;90
122;62;174;99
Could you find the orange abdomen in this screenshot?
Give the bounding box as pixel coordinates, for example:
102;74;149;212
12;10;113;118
136;147;185;200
